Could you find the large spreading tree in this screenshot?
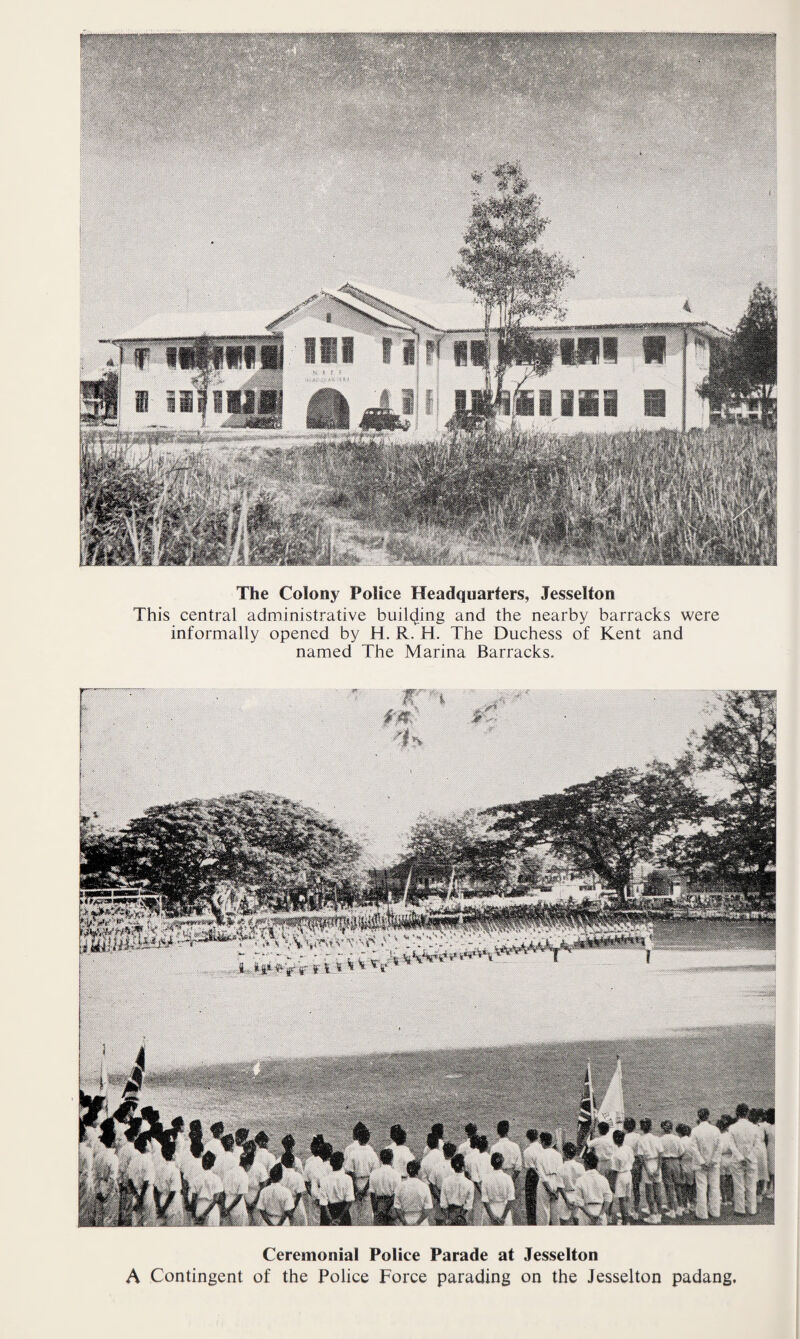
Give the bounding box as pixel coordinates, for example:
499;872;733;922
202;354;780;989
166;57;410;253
452;162;575;418
700;283;777;423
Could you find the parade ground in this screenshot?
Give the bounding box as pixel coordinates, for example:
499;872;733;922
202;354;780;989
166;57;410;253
80;921;774;1195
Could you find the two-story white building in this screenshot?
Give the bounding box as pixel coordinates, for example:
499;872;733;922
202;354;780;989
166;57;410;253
106;280;723;434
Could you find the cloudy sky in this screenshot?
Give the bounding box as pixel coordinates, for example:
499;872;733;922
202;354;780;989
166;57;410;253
80;689;717;863
80;32;776;366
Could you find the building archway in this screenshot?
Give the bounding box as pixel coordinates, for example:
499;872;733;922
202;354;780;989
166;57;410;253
379;388;391;410
306;388;350;430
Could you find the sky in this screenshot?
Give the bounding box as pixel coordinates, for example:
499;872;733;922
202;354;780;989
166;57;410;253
80;689;718;864
80;32;776;368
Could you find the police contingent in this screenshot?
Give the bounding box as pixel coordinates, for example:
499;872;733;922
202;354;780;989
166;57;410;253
79;1095;774;1228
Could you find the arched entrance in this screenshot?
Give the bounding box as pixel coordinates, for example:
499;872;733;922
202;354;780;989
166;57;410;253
379;389;391;410
306;388;350;430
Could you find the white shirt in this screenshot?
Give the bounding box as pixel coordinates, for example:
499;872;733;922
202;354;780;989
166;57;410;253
394;1178;433;1224
491;1137;522;1175
728;1118;762;1163
690;1120;722;1167
440;1171;474;1212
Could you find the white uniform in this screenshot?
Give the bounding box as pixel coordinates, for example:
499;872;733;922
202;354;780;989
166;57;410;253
728;1118;761;1215
689;1120;722;1220
535;1148;564;1226
194;1168;223;1226
93;1144;120;1227
129;1149;157;1226
154;1160;185;1226
491;1137;522;1183
344;1145;380;1226
222;1164;250;1226
393;1178;433;1226
369;1165;401;1223
573;1168;612;1225
79;1141;95;1227
282;1164;308;1225
440;1171;474;1222
480;1169;515;1226
257;1181;295;1226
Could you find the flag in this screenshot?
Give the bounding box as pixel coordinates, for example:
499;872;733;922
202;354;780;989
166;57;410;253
596;1056;625;1129
99;1043;109;1115
576;1061;595;1151
121;1041;145;1108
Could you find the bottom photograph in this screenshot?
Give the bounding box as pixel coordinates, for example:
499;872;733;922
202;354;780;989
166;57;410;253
79;688;776;1228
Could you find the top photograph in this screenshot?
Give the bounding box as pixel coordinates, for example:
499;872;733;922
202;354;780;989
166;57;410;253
80;32;777;567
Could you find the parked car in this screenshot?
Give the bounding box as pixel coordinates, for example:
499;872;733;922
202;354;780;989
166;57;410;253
359;407;410;432
445;409;490;432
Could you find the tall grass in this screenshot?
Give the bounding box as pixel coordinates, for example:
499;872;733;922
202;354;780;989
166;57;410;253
266;424;776;565
80;438;327;565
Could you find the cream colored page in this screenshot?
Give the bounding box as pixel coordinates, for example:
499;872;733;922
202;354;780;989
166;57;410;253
4;2;798;1338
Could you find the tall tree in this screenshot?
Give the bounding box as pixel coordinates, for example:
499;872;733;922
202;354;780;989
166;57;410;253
700;284;776;424
191;333;222;428
452;162;575;417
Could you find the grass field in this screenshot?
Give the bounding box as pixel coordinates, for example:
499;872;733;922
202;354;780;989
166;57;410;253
80;424;776;566
80;921;775;1226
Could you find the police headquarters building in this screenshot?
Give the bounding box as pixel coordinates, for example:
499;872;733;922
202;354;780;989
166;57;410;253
107;280;722;435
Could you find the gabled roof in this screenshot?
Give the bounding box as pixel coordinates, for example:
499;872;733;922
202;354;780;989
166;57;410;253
105;310;287;343
267;287;414;332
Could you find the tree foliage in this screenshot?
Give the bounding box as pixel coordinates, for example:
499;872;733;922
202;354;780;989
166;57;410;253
191;333;222;428
700;284;776;420
452;162;575;412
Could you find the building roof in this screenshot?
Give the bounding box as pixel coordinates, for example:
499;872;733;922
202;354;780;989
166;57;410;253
266;287;414;332
104;310;287;343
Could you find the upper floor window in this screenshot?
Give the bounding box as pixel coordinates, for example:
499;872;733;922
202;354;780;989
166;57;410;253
213;346;224;370
342;337;354;365
261;344;279;370
134;347;150;370
426;340;435;366
179;390;193;413
471;340;486;367
603;337;618;364
425;389;434;415
577;338;599;365
403;340;415;366
578;388;599;416
694;336;708;369
179;346;194;370
383;338;392;364
244;345;256;370
321;337;337;364
644;389;666;417
643;335;666;364
454;341;468;367
560;338;576;366
305;338;316;365
226;346;242;370
135;390;148;412
166;347;177;369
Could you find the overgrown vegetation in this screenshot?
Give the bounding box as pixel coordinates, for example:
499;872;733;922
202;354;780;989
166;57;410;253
80;424;776;566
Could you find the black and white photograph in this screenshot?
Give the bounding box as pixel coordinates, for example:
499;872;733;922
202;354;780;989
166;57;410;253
79;688;776;1228
80;33;777;567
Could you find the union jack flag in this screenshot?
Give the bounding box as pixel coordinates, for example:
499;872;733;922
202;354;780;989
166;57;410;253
121;1042;145;1108
576;1061;595;1151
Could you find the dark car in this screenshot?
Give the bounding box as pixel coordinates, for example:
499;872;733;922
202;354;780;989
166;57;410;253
359;407;410;432
445;409;490;432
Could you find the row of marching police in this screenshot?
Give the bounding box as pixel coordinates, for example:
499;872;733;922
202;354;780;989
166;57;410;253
79;1096;774;1227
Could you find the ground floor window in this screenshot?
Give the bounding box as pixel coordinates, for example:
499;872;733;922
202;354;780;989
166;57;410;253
227;390;241;414
561;389;574;416
135;390;148;413
498;390;511;416
578;389;599;417
179;390;193;413
539;390;552;416
402;389;414;416
425;389;434;415
259;389;278;414
243;389;255;415
515;391;535;416
603;389;618;416
454;389;467;412
644;389;666;417
213;390;223;414
166;391;175;413
471;389;485;412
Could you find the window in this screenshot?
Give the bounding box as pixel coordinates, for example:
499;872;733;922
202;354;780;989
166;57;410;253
454;341;468;367
471;390;485;412
134;347;150;370
179;347;194;370
560;338;576;366
166;391;176;413
644;389;666;417
516;391;536;416
227;390;242;414
213;346;224;370
539;390;552;416
135;390;148;412
382;338;392;364
426;340;435;366
470;340;486;367
321;337;337;364
498;390;511;416
401;389;414;416
643;335;666;364
577;338;600;365
695;336;708;369
342;337;354;365
244;345;256;369
259;389;277;414
213;390;223;414
454;390;467;413
561;390;574;416
603;337;618;364
243;389;255;415
179;390;193;413
425;389;434;415
226;346;242;370
403;340;415;366
261;344;278;369
603;389;618;417
278;344;284;369
166;347;177;369
304;338;316;365
578;389;599;417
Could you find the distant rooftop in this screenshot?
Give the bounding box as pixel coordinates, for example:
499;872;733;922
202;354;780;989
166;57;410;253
105;309;287;343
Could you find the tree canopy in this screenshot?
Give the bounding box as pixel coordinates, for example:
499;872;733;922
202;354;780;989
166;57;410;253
700;284;776;420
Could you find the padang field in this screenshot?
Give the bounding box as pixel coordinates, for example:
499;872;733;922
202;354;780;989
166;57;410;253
80;424;776;566
80;919;775;1224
